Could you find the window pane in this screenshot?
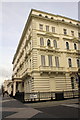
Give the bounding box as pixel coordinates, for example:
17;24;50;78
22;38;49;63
41;55;45;66
46;25;49;32
63;29;67;35
52;27;55;33
39;24;43;30
74;43;77;50
48;55;52;66
55;56;59;67
78;33;80;38
54;40;57;48
77;59;80;67
66;42;69;50
71;31;74;36
47;39;51;47
40;37;44;46
68;58;72;67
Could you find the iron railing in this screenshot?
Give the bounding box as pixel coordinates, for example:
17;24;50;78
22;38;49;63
24;90;79;102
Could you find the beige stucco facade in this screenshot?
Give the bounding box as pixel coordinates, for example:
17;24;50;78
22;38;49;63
12;9;80;99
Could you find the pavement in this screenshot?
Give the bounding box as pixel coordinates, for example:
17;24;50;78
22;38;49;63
0;94;80;120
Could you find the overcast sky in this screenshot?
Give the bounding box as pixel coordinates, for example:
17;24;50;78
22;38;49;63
0;1;79;87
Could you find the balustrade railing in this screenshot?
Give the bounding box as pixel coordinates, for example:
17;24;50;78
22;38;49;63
39;66;64;72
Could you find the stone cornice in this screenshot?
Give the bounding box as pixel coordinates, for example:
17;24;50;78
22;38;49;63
31;9;80;23
37;32;59;39
31;14;80;28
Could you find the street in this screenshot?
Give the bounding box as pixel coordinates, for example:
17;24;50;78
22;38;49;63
1;95;80;120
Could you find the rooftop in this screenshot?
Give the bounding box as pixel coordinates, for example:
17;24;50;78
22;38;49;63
12;9;80;64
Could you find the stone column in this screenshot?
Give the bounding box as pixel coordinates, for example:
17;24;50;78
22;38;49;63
13;81;16;96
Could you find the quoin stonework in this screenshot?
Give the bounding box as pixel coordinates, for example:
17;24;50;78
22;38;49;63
12;9;80;101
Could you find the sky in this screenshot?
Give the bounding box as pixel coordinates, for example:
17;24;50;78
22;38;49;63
0;1;79;87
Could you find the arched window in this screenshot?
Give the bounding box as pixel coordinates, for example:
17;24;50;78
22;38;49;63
68;58;72;67
66;42;69;50
53;40;57;48
40;37;44;46
74;43;77;50
77;59;80;67
47;39;51;47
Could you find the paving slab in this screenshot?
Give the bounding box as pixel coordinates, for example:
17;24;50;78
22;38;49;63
1;96;80;119
6;108;41;118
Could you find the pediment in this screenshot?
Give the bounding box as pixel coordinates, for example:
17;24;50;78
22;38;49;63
45;32;53;36
45;32;59;38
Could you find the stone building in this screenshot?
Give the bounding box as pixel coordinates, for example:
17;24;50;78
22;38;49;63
12;9;80;100
3;80;12;95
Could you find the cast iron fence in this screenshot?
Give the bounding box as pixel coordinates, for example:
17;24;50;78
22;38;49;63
24;90;79;102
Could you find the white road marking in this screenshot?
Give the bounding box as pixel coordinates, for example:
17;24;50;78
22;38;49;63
62;104;80;108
